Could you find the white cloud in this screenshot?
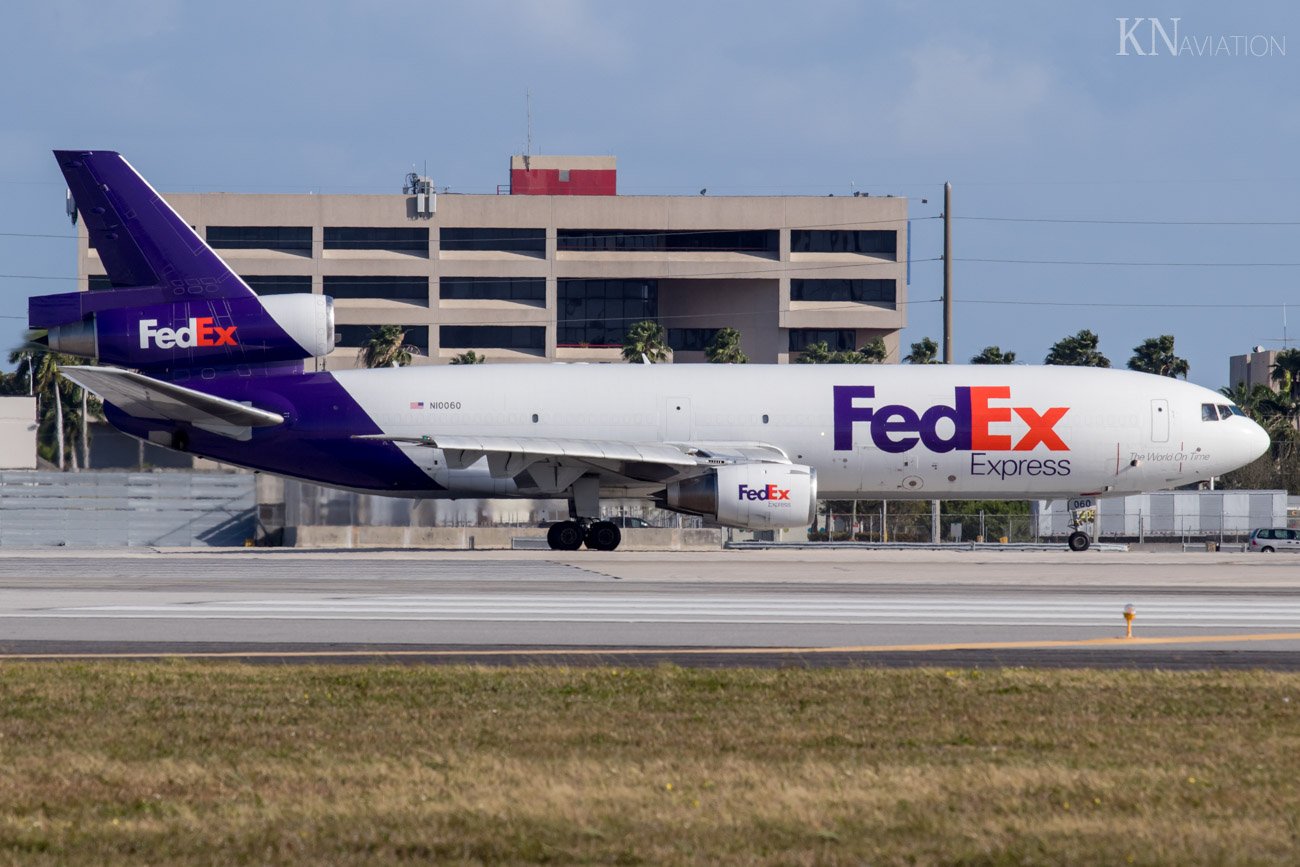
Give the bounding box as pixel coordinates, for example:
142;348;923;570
508;0;632;68
893;42;1054;152
38;0;181;51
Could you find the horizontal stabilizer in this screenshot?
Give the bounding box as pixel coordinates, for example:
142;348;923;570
60;366;283;434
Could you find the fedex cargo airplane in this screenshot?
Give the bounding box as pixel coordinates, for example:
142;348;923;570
29;151;1270;551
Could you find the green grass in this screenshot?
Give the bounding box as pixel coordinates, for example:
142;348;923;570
0;663;1297;864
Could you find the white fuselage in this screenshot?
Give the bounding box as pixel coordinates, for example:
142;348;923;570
335;363;1269;501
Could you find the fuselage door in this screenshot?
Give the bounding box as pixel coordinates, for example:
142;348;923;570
664;396;691;441
1150;399;1170;443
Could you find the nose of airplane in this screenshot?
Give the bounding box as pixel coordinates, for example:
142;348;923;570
1240;417;1271;465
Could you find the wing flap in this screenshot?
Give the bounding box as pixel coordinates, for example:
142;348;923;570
358;433;702;468
61;366;284;432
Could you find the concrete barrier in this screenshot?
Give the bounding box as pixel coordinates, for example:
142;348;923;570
288;525;724;550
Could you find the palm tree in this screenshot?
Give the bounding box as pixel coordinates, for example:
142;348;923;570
970;345;1016;365
904;337;940;364
1045;329;1110;367
450;350;486;365
1221;382;1293;448
1127;335;1189;378
705;327;747;364
858;338;887;363
358;325;419;368
621;320;670;363
794;341;834;364
6;348;100;469
1270;348;1300;403
1220;383;1263;414
794;338;886;365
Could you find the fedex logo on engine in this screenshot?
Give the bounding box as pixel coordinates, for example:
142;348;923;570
833;386;1069;454
738;483;791;501
139;318;237;350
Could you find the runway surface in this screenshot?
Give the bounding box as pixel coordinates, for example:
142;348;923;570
0;548;1297;667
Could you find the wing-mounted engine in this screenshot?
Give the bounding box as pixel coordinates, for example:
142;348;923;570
663;463;818;529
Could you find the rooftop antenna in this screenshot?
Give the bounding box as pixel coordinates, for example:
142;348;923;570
526;90;533;156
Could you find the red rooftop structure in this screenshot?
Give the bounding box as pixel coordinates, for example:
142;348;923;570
510;155;617;195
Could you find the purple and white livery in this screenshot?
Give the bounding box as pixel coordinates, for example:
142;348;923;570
31;151;1269;551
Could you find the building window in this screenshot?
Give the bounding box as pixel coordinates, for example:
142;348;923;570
440;277;545;303
667;328;720;352
789;329;856;352
324;227;428;255
790;279;896;304
87;275;114;291
557;279;657;347
206;226;312;252
335;325;429;352
440;228;545;255
241;275;312;296
441;326;545;351
557;229;777;254
790;230;896;257
323;276;429;303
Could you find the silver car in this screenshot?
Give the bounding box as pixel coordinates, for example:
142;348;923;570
1247;528;1300;553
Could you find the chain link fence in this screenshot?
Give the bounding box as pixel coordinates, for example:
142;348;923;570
814;491;1290;545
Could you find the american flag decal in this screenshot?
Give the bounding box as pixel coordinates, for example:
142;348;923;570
410;401;424;410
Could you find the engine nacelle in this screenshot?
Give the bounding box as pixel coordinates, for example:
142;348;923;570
260;294;335;359
45;293;335;369
664;464;817;529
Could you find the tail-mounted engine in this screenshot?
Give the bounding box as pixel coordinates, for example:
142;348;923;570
33;292;334;370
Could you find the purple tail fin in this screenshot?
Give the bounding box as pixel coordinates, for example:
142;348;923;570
54;150;253;299
31;151;335;371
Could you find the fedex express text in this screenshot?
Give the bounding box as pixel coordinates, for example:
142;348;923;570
834;385;1073;478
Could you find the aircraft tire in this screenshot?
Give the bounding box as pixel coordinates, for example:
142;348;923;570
584;521;622;551
547;521;585;551
1067;531;1091;552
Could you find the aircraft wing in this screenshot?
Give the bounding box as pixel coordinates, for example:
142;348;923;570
60;365;284;439
354;433;791;492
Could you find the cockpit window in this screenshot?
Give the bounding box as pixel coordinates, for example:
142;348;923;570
1228;404;1247;417
1217;405;1233;420
1202;403;1218;421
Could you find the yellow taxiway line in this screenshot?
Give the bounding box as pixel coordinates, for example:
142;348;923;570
3;632;1300;660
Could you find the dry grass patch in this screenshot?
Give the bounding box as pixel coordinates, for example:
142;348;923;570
0;663;1296;864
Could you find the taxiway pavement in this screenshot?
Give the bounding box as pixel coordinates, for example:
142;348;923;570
0;548;1296;667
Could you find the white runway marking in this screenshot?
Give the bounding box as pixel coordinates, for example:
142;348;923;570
18;593;1300;629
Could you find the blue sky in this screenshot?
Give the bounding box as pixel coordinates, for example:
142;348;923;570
2;0;1297;386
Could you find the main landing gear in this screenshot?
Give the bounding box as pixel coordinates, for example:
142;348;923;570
546;520;622;551
546;474;623;551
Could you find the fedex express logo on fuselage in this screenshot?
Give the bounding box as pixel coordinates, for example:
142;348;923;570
138;318;237;350
833;386;1069;454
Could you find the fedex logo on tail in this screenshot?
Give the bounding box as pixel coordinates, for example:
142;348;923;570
139;318;237;350
833;386;1069;454
738;483;791;501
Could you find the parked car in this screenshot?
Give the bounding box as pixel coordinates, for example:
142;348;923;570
1247;528;1300;552
609;516;654;529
